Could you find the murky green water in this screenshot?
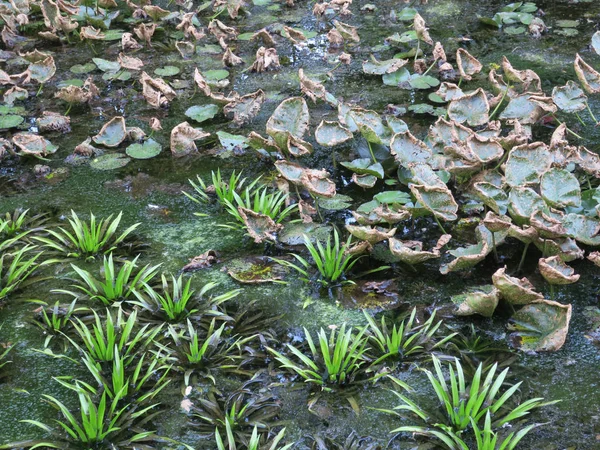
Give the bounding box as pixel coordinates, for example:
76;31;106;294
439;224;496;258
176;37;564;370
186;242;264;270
2;0;600;448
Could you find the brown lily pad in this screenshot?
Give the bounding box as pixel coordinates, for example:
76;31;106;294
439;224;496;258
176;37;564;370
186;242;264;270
538;256;580;285
452;285;500;318
227;256;287;284
492;266;543;305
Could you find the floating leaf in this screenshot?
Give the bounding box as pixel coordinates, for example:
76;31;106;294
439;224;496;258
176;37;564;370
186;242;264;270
374;191;411;204
238;207;282;244
346;225;396;244
447;88;489;126
12;133;58;156
492;267;543;305
508;187;546;224
540;168;581;208
318;194;353;211
574;54;600;94
362;55;407;75
562;213;600;246
125;139;162;159
539;256;579;285
456;48;482;81
410;184;458;221
90;153;131;170
204;69;229;81
505;143;552;187
92;57;120;73
223;90;265;127
93;116;127;147
452;285;499;318
390;131;432;166
0;114;24;129
70;62;96;74
279;223;333;245
340;158;384;178
216;131;248;151
508;300;571;352
315;120;353;147
409;74;440;90
266;97;309;149
552;80;587;113
185;104;220;123
227;256;287;283
170;122;210;157
388;234;450;265
154;66;180;77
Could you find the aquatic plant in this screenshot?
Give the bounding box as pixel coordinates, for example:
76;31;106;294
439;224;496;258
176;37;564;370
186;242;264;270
132;278;240;323
157;318;256;384
0;245;46;303
309;431;379;450
364;308;456;366
67;309;162;368
192;380;281;444
0;209;48;239
13;379;163;450
185;169;262;207
267;324;370;391
216;424;293;450
273;229;365;287
34;211;140;260
29;299;82;348
56;254;160;305
381;356;556;449
0;324;13;378
222;186;297;226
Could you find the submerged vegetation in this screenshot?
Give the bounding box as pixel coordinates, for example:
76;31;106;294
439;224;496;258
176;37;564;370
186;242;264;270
3;0;600;447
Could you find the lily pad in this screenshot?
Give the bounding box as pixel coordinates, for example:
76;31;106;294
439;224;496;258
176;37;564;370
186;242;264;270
93;116;127;147
492;267;543;305
216;131;248;151
125;139;162;159
390;131;432;166
204;69;229;81
539;256;579;285
340;158;384;178
362;56;407;75
278;223;332;245
562;213;600;246
315;120;353;147
318;194;353;211
452;285;499;318
0;114;24;129
447;88;489;126
266;97;309;150
508;187;547;224
185;104;220;123
540;168;581;208
227;256;287;284
410;184;458;221
374;191;411;204
70;62;96;74
154;66;180;77
90;153;131;170
505;143;552;187
508;300;572;352
12;133;58;156
92;57;120;73
552;80;586;113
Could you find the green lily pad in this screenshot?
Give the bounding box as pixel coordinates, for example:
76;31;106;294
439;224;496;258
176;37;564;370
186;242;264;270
411;184;458;222
278;223;332;245
92;57;120;73
473;182;509;215
238;32;254;40
315;120;353;147
555;19;578;28
154;66;180;77
204;69;229;81
562;213;600;246
216;131;248;151
227;256;287;284
505;25;526;34
185;104;220;123
508;300;572;352
505;144;552;187
552;80;587;113
408;103;435;114
57;79;84;88
452;285;499;317
382;67;411;86
0;105;25;115
492;267;543;305
362;56;407;75
447;88;489;126
340;158;384;179
93;117;127;148
102;71;131;81
397;7;417;21
540;168;581;208
508;187;547;224
374;191;411;204
70;62;96;74
266;97;309;150
102;29;125;41
90;153;131;170
318;194;353;211
409;75;440;90
125;139;162;159
0;115;24;129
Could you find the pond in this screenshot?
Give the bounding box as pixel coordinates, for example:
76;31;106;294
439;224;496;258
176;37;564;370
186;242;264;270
1;0;600;448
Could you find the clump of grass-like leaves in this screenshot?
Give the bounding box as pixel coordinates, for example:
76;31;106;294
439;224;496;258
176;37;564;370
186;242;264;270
29;299;83;348
184;169;261;208
132;278;240;323
56;254;159;305
273;229;374;287
192;380;282;445
0;209;49;239
267;323;371;391
380;355;557;449
34;210;140;260
364;308;456;366
216;423;293;450
0;245;47;303
222;186;297;229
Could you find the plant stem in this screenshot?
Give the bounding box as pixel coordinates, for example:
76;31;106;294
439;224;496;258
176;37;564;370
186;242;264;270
517;242;529;273
414;40;420;64
434;215;447;234
552;115;584;139
36;83;44;97
586;101;598;124
491;232;499;263
489;85;509;120
311;193;324;222
367;140;377;164
422;58;438;76
549;283;555;300
575;112;586;127
65;103;73;115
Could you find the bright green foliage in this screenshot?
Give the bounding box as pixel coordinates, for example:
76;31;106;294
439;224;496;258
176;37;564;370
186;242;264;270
268;324;370;390
68;308;162;366
273;229;363;287
222;186;297;226
216;423;293;450
192;382;281;444
364;308;456;365
57;254;159;305
14;379;161;449
158;318;256;384
0;245;46;302
132;277;240;323
185;169;261;208
380;356;557;449
34;211;140;259
29;299;82;348
0;209;48;239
